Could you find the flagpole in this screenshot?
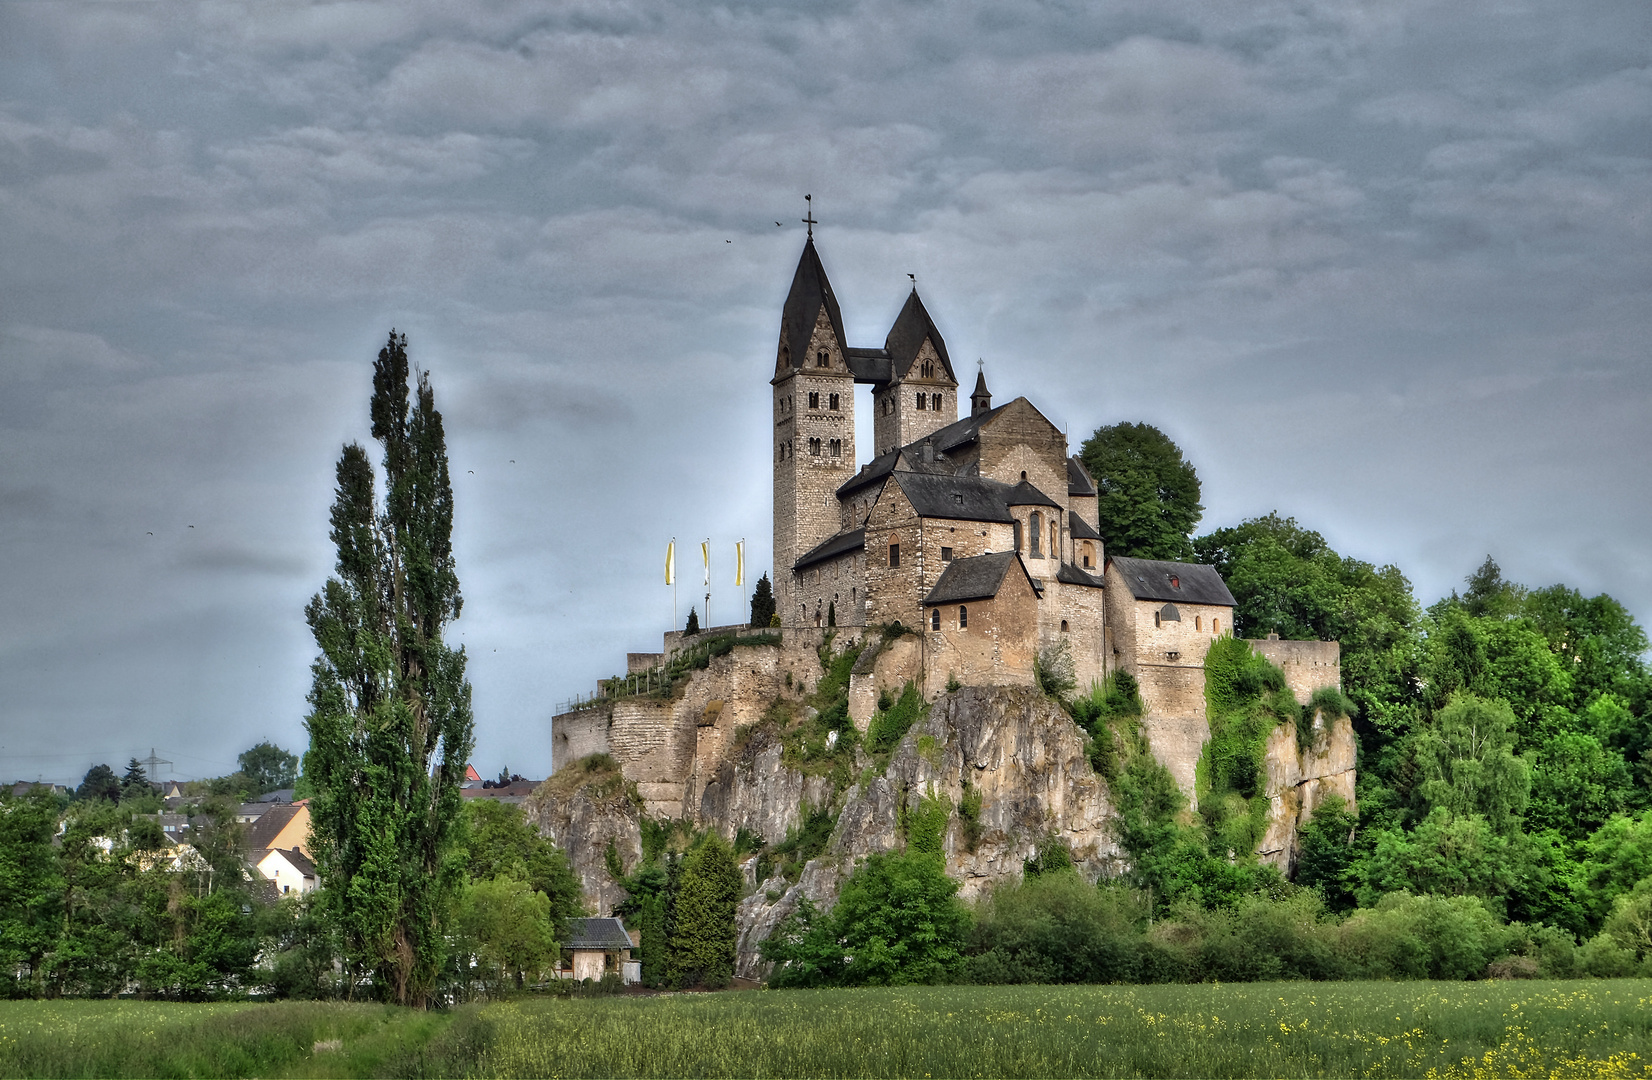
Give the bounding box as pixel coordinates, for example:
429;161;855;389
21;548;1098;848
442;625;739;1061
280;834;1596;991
703;538;712;632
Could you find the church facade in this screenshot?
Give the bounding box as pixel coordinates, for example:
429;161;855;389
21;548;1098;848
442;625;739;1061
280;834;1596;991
770;236;1240;698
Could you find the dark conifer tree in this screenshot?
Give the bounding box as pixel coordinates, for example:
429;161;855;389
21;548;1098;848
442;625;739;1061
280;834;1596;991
684;606;700;635
749;572;776;629
303;330;473;1008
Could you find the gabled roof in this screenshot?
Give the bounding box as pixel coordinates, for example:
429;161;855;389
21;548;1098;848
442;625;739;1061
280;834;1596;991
837;447;906;500
1107;556;1236;607
793;527;866;571
893;473;1016;524
1005;479;1060;509
255;846;316;878
1068;511;1101;541
246;803;304;850
1056;562;1104;588
843;346;892;384
1067;456;1097;497
565;916;634;951
778;239;848;375
924;551;1037;605
883;289;955;383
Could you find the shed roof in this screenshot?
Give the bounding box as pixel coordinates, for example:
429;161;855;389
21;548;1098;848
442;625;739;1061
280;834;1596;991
1005;479;1060;509
1056;562;1104;588
1068;510;1101;541
565;917;634;951
1107;556;1236;607
924;551;1035;605
793;527;866;571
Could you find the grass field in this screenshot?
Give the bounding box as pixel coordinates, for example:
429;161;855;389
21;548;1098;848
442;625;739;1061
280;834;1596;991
1;981;1649;1079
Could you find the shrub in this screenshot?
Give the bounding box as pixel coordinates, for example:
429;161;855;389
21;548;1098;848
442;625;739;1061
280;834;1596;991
967;874;1144;985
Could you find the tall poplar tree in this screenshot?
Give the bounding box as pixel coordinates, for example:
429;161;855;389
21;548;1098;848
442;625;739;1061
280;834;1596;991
303;331;474;1008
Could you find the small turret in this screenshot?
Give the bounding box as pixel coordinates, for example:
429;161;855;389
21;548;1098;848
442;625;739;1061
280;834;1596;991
970;365;992;416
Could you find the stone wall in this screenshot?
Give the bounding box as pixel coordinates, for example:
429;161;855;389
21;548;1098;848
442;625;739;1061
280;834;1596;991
552;704;611;775
793;549;867;629
1247;637;1342;704
919;569;1040;698
976;399;1070;510
1048;579;1107;691
871;337;956;456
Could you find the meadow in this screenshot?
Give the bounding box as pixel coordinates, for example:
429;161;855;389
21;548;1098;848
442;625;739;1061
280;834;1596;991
1;980;1649;1079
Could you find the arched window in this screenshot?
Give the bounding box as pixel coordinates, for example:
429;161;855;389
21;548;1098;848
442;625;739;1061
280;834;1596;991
1082;541;1094;569
1050;520;1058;557
808;391;819;409
1154;610;1160;628
932;393;942;410
1013;520;1023;552
1060;620;1069;633
1020;471;1027;481
916;392;927;410
1030;512;1042;556
921;359;934;378
931;608;940;631
1212;618;1220;634
816;350;829;368
829;393;839;410
958;605;968;629
829;438;842;457
1159;603;1181;622
809;437;822;456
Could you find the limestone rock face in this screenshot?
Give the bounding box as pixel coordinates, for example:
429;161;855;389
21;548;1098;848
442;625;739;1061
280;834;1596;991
521;779;641;918
733;685;1123;977
696;740;838;847
1256;712;1358;871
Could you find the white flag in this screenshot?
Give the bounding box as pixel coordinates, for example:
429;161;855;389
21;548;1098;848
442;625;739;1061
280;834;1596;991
701;540;710;587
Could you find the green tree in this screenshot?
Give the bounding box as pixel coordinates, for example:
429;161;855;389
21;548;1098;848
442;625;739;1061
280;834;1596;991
1193;514;1424;748
463;800;584;942
762;850;969;987
303;330;474;1008
749;573;776;629
452;876;557;998
1459;555;1527;618
1528;732;1632;840
684;606;700;635
0;788;64;997
238;741;299;795
1409;694;1531;835
75;764;120;804
668;835;741;988
121;759;148;796
1078;422;1203;560
1293;795;1359;912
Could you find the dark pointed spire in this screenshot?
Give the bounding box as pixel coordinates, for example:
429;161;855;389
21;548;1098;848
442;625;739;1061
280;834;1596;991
971;361;991;416
778;237;846;374
883;288;954;381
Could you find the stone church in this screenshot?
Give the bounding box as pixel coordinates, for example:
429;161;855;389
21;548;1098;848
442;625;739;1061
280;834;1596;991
770;234;1256;708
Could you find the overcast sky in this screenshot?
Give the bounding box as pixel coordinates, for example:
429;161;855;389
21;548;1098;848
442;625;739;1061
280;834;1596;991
2;1;1647;786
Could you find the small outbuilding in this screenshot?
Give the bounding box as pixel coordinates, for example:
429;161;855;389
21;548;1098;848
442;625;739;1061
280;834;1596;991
562;916;637;983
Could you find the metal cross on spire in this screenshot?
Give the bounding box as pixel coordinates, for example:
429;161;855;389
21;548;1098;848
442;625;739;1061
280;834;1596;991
802;194;816;239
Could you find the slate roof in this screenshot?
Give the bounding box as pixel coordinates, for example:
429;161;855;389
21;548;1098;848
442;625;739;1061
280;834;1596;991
844;346;892;384
893;473;1016;524
565;917;634;951
793;527;866;571
1005;479;1061;509
778;239;848;376
924;551;1035;605
883;289;955;382
1068;511;1101;541
253;846;316;878
1067;456;1097;496
1107;556;1236;607
1056;562;1104;588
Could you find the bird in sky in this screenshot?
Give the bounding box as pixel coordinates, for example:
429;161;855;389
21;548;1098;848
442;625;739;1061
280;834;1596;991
468;470;474;474
726;239;732;243
188;525;194;528
775;221;783;227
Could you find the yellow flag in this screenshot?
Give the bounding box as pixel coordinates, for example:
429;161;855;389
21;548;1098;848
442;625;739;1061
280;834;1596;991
701;540;710;587
665;540;674;585
735;540;745;587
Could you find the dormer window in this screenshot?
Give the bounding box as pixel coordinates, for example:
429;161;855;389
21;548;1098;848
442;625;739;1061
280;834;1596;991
1170;575;1180;589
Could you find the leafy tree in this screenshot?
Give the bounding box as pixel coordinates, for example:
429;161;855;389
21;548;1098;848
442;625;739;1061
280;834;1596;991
967;873;1144;985
684;606;700;635
452;876;557;997
463;800;584;942
238;741;299;795
1078;421;1202;560
303;330;474;1008
668;834;741;988
1459;555;1527;618
763;849;969;986
0;788;64;997
1580;809;1652;927
1523;584;1650;708
749;572;776;629
615;860;672;987
1528;732;1632;840
75;764;120;804
1193;514;1424;749
1408;694;1531;835
1293;795;1359;912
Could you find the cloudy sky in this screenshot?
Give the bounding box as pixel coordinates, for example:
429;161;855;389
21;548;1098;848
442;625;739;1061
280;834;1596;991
2;1;1647;786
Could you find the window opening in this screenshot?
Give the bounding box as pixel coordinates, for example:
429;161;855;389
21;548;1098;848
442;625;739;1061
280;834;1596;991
1030;511;1042;557
808;391;819;409
1213;618;1220;634
1195;616;1202;631
829;392;839;410
1060;620;1069;633
941;547;952;561
932;393;942;411
958;605;968;629
829;438;842;457
931;608;940;631
889;543;900;568
916;392;927;410
809;437;822;456
817;350;829;368
1013;520;1023;552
